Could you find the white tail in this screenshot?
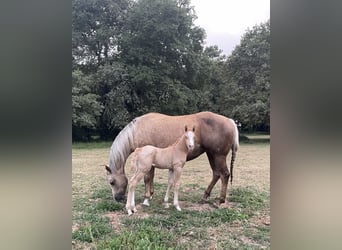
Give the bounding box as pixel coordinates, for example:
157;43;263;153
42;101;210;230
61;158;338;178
233;120;239;151
229;119;239;184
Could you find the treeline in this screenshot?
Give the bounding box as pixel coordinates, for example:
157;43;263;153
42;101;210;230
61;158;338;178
72;0;270;141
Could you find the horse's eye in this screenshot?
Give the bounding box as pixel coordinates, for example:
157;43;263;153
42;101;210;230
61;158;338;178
110;180;115;185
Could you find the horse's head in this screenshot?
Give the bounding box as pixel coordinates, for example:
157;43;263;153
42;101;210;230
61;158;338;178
184;125;196;151
105;165;128;202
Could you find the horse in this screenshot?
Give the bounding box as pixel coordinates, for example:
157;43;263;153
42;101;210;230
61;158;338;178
125;125;195;215
105;111;239;205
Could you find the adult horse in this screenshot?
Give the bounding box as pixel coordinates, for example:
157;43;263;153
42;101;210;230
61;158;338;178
105;111;239;204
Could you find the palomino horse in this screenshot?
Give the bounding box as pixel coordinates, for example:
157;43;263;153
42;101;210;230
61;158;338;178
105;111;239;204
125;126;195;215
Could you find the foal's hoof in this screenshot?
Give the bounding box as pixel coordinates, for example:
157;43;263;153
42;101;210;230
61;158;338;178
126;207;137;216
176;206;182;211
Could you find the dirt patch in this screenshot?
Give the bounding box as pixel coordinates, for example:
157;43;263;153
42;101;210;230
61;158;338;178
251;208;270;226
72;223;80;233
186;202;216;212
185;200;238;212
105;204;151;231
105;211;126;233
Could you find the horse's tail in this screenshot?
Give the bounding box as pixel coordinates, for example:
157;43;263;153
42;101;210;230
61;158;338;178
230;119;239;185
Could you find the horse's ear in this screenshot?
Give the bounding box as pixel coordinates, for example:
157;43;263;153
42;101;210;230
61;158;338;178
185;125;188;132
105;165;112;174
192;126;195;132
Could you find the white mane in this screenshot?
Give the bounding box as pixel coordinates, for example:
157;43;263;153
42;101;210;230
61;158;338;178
109;119;137;173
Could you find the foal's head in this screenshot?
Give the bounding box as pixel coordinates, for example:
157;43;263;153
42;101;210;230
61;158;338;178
184;125;196;151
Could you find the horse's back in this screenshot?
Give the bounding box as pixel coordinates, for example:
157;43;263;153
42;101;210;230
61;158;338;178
133;111;236;157
195;112;236;155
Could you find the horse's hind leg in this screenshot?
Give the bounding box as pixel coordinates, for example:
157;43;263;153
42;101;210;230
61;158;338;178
164;169;174;208
143;166;155;206
203;152;220;201
216;155;230;204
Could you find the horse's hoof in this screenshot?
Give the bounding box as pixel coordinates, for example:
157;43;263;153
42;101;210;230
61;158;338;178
127;210;133;216
199;198;208;204
176;206;182;211
142;199;150;206
164;203;170;208
133;207;137;213
214;198;226;206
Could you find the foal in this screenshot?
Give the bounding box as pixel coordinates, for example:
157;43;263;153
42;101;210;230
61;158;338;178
125;125;195;215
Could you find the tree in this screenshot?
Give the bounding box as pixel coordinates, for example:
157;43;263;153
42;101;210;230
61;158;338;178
72;70;104;140
72;0;131;69
72;0;132;138
218;20;270;131
117;0;206;115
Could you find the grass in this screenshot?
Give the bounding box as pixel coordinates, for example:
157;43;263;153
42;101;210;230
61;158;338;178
72;137;270;249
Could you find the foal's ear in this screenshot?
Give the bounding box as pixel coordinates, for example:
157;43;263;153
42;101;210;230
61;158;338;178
184;125;188;132
105;165;112;174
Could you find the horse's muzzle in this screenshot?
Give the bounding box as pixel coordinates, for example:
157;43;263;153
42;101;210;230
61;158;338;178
114;194;126;202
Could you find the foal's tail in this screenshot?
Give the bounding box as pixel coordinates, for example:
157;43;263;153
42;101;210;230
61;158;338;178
230;119;239;185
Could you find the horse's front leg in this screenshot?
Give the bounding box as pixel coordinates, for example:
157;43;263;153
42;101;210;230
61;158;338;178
164;169;174;208
173;165;183;211
143;166;155;206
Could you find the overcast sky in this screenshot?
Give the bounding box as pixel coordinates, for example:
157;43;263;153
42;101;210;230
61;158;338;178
191;0;270;56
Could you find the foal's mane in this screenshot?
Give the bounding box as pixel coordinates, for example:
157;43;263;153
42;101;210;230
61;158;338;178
109;119;136;173
171;134;183;146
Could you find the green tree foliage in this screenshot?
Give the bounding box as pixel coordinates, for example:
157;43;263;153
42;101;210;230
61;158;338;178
72;70;104;139
218;20;270;131
118;0;206;115
72;0;270;140
72;0;131;68
196;45;227;111
72;0;132;138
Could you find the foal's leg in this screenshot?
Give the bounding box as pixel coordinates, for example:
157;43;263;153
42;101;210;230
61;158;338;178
203;152;220;201
164;169;174;208
143;166;155;206
126;171;145;215
173;165;183;211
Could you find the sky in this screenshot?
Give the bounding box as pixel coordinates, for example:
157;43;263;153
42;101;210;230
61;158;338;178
191;0;270;56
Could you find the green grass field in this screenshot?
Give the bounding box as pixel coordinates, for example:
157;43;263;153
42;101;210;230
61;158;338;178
72;135;270;249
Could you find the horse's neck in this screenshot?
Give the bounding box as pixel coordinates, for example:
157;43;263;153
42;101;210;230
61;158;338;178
109;139;134;174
